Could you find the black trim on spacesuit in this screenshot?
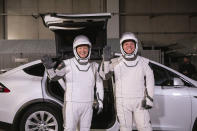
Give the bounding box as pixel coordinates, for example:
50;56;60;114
123;54;138;61
57;62;66;70
123;61;139;67
147;96;153;102
144;75;153;102
76;59;89;65
74;62;91;72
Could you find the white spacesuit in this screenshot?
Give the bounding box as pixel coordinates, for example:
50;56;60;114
100;32;155;131
43;35;104;131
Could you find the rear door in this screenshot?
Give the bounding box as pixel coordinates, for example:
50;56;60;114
149;62;191;131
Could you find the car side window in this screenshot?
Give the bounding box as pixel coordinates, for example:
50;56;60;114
165;69;193;87
23;63;45;77
150;63;174;86
150;62;194;87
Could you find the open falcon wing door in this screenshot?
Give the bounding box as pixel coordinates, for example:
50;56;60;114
41;13;111;60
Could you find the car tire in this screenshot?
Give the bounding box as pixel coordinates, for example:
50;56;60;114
19;103;63;131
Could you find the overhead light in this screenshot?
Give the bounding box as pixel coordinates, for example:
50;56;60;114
14;58;29;63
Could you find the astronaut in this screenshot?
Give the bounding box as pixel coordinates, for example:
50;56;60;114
100;32;155;131
42;35;104;131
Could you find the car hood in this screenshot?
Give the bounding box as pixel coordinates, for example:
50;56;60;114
41;13;111;60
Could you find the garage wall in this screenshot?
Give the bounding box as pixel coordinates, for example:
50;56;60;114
0;39;163;70
0;0;3;39
4;0;197;46
120;0;197;46
6;0;105;40
0;40;56;70
107;0;119;38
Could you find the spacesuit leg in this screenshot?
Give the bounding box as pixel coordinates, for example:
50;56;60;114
116;98;133;131
79;103;93;131
63;102;79;131
133;99;152;131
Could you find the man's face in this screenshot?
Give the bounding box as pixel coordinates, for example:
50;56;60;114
122;41;136;54
183;57;189;63
76;45;89;58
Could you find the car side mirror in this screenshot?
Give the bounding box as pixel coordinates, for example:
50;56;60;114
173;77;184;87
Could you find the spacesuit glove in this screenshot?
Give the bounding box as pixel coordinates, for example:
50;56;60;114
103;46;111;61
142;97;153;109
97;101;103;115
41;55;56;69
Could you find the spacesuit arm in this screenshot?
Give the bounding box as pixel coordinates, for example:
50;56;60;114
99;60;114;80
144;62;155;107
47;62;66;81
95;64;104;109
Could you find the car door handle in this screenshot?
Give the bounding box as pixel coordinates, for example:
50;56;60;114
194;96;197;98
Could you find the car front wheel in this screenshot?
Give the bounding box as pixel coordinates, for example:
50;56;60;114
19;103;63;131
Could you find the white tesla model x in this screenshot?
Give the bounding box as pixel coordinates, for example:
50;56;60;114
0;13;197;131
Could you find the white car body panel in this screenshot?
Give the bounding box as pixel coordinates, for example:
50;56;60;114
150;61;197;131
188;87;197;130
0;59;197;131
0;61;43;123
150;86;191;131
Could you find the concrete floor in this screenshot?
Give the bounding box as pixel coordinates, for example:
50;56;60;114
0;129;108;131
0;128;108;131
0;129;105;131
